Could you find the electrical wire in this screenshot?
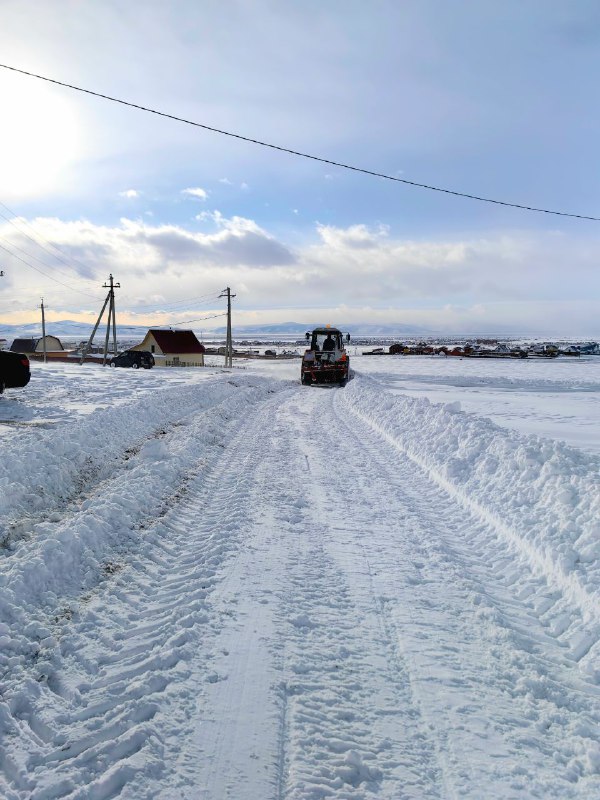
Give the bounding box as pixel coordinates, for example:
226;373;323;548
0;63;598;221
0;200;97;283
0;233;102;299
160;311;227;326
0;241;102;299
130;289;223;313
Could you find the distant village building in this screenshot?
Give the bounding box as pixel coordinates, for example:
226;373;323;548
131;329;205;367
10;336;64;354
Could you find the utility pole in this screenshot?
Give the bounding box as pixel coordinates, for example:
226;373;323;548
40;298;47;363
80;274;120;365
0;273;4;345
101;274;120;365
219;287;236;367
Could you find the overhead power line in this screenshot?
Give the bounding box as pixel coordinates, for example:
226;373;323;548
0;240;101;299
1;62;598;222
131;289;223;313
0;233;101;299
0;199;97;282
167;311;227;326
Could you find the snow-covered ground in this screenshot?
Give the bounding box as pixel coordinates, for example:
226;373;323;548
0;357;599;799
356;353;600;455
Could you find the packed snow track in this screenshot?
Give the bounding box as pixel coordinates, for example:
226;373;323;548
1;368;599;799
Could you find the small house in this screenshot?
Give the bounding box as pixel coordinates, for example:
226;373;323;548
131;329;205;367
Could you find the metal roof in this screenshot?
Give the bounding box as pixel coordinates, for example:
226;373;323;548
10;338;38;352
148;329;205;354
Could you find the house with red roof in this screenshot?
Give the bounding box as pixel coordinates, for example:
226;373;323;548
131;329;205;367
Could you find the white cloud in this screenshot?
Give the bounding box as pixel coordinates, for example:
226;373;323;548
315;223;389;250
182;187;209;200
0;216;598;335
218;178;233;185
119;189;140;199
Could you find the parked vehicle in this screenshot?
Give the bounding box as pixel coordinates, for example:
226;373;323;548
0;351;31;393
109;350;155;369
301;327;351;385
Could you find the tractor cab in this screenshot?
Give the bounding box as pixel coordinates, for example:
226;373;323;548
309;328;345;353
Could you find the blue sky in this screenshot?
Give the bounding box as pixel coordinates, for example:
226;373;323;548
0;0;599;334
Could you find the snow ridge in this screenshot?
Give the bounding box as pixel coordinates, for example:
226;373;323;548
339;377;600;657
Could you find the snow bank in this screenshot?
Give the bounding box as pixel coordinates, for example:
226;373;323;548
0;376;286;648
341;377;600;623
0;375;272;542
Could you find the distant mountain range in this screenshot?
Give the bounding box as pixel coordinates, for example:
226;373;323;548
0;319;428;339
0;320;150;341
2;319;594;342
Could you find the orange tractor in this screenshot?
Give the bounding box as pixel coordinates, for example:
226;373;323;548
301;327;351;385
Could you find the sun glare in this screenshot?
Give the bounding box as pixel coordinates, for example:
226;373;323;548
0;72;82;198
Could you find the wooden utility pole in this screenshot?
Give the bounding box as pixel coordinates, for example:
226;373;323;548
80;274;120;365
101;273;120;364
219;287;236;367
40;298;47;363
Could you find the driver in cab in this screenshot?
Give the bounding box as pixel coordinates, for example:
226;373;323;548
322;333;336;352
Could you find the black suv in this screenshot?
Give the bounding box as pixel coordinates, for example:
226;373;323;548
0;351;31;393
109;350;155;369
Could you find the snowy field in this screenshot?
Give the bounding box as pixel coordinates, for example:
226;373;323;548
0;356;599;798
356;353;600;455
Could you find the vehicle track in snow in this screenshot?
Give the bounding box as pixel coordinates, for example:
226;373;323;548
0;381;291;799
332;382;600;797
267;399;445;799
1;374;599;799
0;375;258;551
162;389;442;799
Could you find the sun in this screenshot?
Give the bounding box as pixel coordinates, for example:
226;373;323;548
0;71;82;199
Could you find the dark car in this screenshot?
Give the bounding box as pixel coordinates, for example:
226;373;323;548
0;351;31;393
109;350;155;369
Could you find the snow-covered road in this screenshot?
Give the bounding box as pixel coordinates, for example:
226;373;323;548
1;364;599;798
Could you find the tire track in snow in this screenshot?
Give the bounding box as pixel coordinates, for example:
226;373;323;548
347;372;600;626
326;381;600;797
164;387;444;799
338;377;600;672
0;383;290;800
0;376;257;551
270;392;444;799
3;373;599;798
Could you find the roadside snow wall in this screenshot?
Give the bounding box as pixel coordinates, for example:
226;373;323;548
341;378;600;624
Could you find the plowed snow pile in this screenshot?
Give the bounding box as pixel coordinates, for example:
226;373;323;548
342;377;600;631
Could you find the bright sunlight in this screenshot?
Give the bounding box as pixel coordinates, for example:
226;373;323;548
0;71;82;199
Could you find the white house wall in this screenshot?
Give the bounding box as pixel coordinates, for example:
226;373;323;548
130;334;204;366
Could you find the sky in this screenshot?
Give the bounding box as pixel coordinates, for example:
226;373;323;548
0;0;599;335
